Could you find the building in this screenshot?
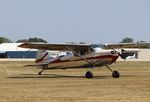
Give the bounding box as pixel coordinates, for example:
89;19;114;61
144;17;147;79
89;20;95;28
138;49;150;61
0;43;37;58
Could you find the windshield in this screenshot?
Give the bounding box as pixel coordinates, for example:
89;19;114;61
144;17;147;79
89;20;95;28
90;44;104;49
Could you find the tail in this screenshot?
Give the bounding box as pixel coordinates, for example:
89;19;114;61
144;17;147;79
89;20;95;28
35;50;54;65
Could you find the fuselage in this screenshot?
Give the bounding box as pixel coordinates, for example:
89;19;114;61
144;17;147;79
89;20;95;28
46;49;119;69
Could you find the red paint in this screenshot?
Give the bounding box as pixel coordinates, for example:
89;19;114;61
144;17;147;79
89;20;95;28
50;55;119;64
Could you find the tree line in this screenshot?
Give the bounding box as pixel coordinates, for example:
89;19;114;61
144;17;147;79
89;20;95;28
0;37;47;44
0;36;146;44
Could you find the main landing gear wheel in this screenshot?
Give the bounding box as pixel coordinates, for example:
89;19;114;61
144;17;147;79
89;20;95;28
38;69;44;75
38;71;42;75
85;71;93;78
112;70;120;78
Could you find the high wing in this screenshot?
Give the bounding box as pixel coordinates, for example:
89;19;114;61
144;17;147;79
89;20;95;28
18;42;150;51
18;43;91;54
104;42;150;49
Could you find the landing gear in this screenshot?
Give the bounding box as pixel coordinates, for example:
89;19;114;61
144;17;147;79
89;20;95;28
112;70;120;78
38;64;48;75
38;69;44;75
85;71;93;78
106;65;120;78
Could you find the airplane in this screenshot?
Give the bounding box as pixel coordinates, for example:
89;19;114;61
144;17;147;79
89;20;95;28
18;42;150;78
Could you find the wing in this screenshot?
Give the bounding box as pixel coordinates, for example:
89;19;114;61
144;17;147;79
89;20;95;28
104;42;150;49
18;42;150;51
18;42;91;52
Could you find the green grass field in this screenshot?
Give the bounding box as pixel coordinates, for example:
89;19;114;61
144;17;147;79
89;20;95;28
0;61;150;102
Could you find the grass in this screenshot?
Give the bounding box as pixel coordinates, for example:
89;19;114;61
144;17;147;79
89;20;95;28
0;61;150;102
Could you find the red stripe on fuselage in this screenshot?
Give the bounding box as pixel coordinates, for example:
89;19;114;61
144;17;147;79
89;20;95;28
50;55;119;64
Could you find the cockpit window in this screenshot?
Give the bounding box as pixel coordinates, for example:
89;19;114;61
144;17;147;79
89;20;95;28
66;52;71;55
90;44;104;49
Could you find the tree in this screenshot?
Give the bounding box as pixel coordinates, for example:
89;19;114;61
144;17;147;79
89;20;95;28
137;40;147;43
79;42;86;44
0;37;12;44
16;39;28;43
28;38;47;43
16;37;47;43
120;37;134;43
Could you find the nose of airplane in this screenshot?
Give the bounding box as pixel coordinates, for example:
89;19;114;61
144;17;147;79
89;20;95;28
111;50;115;54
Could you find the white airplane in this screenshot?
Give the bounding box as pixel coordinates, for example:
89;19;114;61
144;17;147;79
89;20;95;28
18;42;150;78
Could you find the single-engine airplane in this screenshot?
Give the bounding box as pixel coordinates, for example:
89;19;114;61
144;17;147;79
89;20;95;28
18;42;150;78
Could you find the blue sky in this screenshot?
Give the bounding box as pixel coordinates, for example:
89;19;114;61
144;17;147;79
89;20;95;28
0;0;150;43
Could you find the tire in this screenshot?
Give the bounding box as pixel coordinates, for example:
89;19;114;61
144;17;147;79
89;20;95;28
85;71;93;78
38;72;42;75
112;70;120;78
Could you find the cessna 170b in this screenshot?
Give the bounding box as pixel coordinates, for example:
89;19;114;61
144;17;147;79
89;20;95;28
18;42;150;78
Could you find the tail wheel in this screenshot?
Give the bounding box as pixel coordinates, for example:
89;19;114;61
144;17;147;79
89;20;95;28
38;69;44;75
38;72;42;75
85;71;93;78
112;70;120;78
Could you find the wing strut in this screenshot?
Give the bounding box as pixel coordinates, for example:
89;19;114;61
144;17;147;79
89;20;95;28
65;46;92;65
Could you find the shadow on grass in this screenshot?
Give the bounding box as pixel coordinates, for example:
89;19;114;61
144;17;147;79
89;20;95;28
6;73;113;79
6;73;137;79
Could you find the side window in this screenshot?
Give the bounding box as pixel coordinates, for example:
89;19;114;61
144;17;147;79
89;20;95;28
66;52;71;55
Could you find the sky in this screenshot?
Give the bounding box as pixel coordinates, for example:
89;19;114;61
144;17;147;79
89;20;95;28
0;0;150;44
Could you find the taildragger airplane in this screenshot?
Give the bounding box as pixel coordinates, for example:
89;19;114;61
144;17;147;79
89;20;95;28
18;42;150;78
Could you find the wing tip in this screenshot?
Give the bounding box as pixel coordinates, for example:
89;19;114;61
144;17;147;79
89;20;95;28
18;43;28;48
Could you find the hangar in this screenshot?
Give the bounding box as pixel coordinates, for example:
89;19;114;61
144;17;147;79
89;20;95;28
0;43;37;58
138;49;150;61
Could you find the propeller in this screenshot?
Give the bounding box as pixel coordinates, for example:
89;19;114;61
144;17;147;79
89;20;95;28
111;49;126;59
